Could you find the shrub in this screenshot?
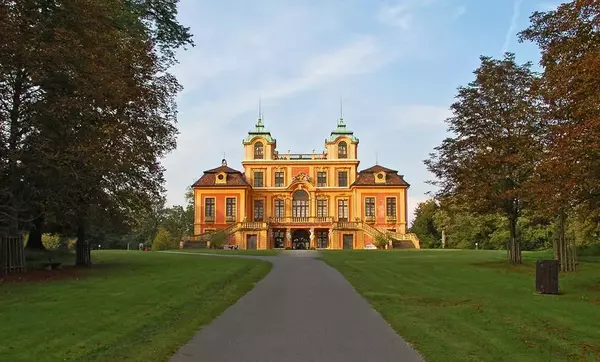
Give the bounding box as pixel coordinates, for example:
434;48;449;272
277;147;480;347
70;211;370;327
42;234;63;250
152;227;178;251
373;233;390;249
209;230;228;249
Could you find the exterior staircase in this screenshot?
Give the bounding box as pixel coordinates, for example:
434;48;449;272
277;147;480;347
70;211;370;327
357;220;420;249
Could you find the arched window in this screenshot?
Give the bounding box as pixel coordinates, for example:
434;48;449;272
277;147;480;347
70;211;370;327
254;141;264;159
338;141;347;159
292;190;309;218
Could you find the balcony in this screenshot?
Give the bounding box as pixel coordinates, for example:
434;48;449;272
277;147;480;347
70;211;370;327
365;215;375;223
386;216;397;223
268;216;334;225
274;153;327;160
205;215;215;223
225;215;236;223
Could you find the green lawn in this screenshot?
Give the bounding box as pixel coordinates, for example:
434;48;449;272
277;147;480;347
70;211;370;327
0;250;271;362
171;248;279;256
321;249;600;362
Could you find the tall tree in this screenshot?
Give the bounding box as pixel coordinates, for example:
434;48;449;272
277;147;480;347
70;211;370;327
519;0;600;271
425;54;544;264
409;200;441;248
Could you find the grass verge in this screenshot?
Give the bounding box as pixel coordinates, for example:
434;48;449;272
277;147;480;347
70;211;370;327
173;248;279;256
0;250;271;362
321;249;600;362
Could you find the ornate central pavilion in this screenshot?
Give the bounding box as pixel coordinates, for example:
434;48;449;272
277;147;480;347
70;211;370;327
190;115;420;250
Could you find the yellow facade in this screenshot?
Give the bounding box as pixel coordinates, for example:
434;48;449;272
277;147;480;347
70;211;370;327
190;116;420;250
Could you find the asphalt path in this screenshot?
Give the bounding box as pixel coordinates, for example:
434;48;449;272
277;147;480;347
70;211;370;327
169;250;424;362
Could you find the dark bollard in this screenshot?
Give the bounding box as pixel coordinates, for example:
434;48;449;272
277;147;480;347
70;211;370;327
536;260;559;294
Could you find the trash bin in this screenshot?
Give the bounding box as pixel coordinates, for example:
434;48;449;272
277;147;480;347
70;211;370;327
536;260;559;294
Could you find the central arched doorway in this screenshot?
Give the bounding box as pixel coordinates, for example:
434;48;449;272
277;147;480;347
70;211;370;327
292;229;310;250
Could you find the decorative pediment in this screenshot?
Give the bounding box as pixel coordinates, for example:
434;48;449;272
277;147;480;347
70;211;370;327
292;172;312;183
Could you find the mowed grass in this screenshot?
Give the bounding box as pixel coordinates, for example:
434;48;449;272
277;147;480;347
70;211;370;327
0;250;271;362
321;249;600;362
172;248;279;256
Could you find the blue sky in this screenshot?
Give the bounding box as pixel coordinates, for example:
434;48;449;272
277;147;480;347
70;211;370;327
163;0;560;224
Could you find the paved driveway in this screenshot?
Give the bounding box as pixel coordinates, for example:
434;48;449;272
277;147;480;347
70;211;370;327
170;250;423;362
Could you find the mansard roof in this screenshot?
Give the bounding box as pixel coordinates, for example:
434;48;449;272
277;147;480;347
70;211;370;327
192;161;250;187
352;164;410;187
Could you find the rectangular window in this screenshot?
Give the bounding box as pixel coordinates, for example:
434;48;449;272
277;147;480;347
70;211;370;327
275;172;285;187
365;197;375;218
226;198;236;218
204;198;215;220
254;200;264;221
317;231;329;249
317;199;328;217
386;197;397;218
274;199;285;218
337;199;348;221
317;171;327;187
254;171;264;187
338;171;348;187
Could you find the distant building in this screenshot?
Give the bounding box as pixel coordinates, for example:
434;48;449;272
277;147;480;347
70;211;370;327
191;115;419;250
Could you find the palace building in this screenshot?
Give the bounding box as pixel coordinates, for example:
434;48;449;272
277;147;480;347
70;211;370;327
190;115;420;250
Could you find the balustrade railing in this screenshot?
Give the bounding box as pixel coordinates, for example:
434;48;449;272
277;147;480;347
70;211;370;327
334;221;362;229
240;221;267;229
269;216;334;224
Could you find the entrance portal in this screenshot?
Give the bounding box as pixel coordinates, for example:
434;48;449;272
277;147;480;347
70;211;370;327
292;229;310;250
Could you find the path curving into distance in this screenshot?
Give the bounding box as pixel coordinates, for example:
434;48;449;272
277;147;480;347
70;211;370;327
169;250;423;362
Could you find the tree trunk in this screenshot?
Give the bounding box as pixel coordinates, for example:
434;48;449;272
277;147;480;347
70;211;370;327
76;215;91;267
441;229;446;249
25;214;46;250
556;209;577;272
507;214;522;264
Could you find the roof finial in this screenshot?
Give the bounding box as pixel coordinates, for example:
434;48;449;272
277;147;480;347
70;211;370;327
258;96;262;119
339;96;344;126
375;151;378;165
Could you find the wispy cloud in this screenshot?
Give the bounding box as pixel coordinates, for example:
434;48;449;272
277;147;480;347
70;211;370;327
377;4;413;29
502;0;524;54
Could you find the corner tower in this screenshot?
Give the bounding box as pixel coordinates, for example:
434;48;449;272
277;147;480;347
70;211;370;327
242;115;276;161
325;116;359;160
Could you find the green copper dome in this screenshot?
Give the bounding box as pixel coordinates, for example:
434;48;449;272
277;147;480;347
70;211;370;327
328;117;359;143
243;117;275;144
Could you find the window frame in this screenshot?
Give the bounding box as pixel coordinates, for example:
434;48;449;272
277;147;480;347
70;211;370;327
337;199;349;221
254;142;264;159
338;170;348;187
338;141;348;159
253;199;264;221
386;197;397;218
225;197;236;218
274;171;285;187
274;199;285;218
317;171;327;187
317;199;328;217
204;197;215;220
365;197;375;218
253;171;264;187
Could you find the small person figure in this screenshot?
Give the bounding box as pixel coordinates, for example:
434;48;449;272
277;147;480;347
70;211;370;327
139;242;144;251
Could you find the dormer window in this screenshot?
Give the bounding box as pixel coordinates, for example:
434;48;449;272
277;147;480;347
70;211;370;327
215;172;227;184
375;171;386;184
338;141;347;159
254;142;264;159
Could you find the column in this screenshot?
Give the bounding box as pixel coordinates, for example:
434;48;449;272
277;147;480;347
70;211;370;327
310;227;315;248
285;228;291;248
